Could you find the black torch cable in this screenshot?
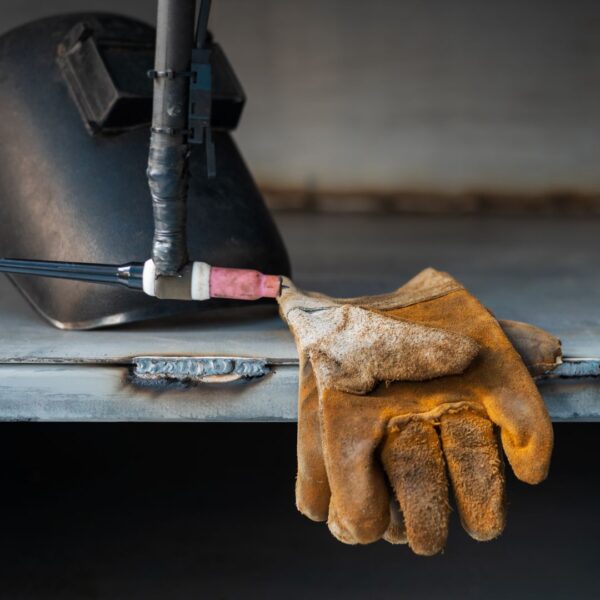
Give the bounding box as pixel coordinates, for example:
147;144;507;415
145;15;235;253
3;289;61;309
195;0;212;48
148;0;197;276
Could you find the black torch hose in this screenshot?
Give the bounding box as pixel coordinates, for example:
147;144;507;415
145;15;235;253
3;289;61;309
148;0;197;276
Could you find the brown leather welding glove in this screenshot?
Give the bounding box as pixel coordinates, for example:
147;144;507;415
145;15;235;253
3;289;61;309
279;268;556;556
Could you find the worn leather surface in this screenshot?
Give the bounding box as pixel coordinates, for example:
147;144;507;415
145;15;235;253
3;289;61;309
280;269;558;556
499;319;563;378
279;274;479;395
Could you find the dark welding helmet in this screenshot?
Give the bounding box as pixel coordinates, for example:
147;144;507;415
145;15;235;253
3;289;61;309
0;13;289;329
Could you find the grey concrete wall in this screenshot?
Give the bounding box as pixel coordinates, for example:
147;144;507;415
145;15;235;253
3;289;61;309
1;0;599;194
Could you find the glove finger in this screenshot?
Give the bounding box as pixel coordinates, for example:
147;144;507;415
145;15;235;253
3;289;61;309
484;375;553;484
320;391;390;544
439;410;506;541
382;499;407;545
296;356;330;521
381;421;449;556
498;319;562;377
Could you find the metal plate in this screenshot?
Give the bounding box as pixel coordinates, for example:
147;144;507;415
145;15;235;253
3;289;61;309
0;213;599;421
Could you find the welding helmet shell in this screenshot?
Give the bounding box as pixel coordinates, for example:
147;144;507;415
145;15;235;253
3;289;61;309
0;13;290;329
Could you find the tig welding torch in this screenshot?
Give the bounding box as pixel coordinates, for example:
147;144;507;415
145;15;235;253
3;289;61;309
0;258;282;301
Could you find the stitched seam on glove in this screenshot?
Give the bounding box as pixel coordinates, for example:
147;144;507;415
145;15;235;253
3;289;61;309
340;269;463;310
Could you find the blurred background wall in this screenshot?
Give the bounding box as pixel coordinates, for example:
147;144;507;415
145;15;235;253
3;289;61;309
1;0;599;200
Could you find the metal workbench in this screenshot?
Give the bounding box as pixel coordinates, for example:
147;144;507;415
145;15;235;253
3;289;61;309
0;212;598;422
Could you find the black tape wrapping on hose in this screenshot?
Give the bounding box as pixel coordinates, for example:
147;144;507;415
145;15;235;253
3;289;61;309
147;142;190;275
